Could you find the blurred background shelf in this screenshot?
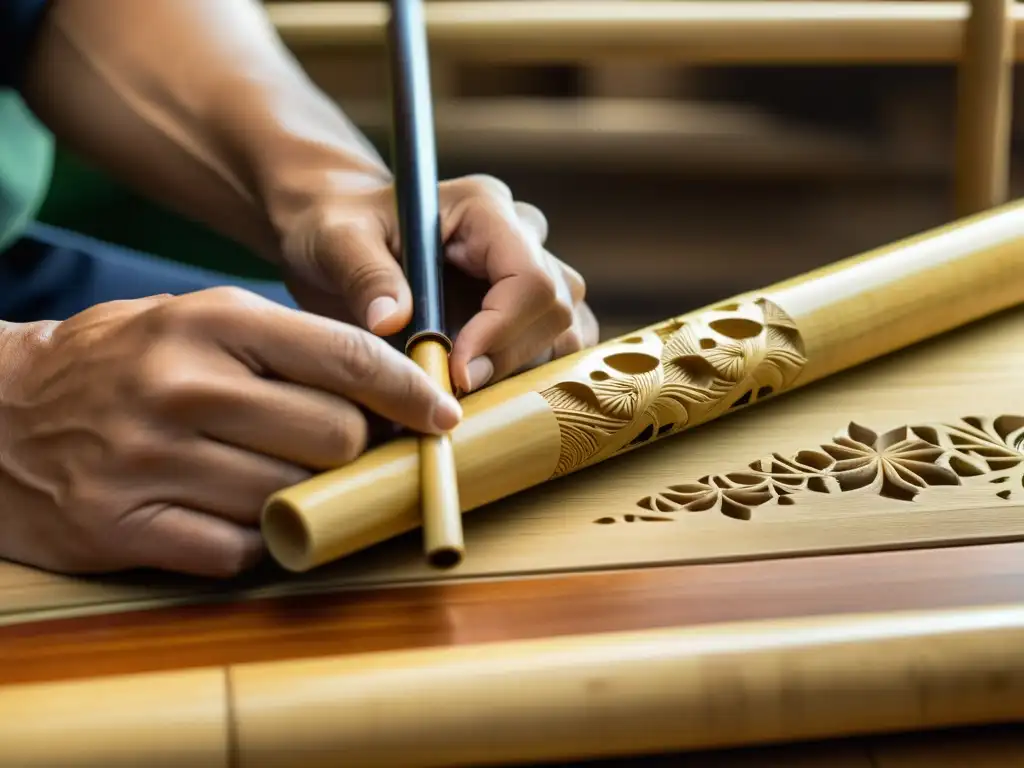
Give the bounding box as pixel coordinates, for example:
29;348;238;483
36;0;1024;337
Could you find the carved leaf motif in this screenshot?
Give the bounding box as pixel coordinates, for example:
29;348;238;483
542;382;627;476
613;416;1024;526
639;475;773;521
544;297;807;479
661;322;705;362
756;297;801;333
544;381;602;414
942;416;1024;471
591;371;659;421
703;339;763;383
757;333;806;389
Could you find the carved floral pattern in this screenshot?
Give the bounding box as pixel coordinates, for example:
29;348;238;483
540;297;808;477
593;416;1024;524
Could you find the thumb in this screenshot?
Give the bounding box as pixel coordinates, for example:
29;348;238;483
308;218;413;337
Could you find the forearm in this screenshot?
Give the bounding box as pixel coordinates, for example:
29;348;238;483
23;0;390;262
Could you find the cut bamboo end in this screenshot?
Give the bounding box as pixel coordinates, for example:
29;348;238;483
261;496;313;573
419;434;464;568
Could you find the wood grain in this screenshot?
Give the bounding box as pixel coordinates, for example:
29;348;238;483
224;604;1024;766
1;540;1021;687
3;599;1022;767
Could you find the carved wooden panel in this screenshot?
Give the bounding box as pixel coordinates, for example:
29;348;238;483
623;416;1024;525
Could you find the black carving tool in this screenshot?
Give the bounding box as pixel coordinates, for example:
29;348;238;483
386;0;464;568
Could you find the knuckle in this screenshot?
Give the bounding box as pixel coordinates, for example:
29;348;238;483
562;264;587;302
579;303;600;346
140;300;190;338
559;327;585;356
333;328;384;383
205;285;265;308
324;409;369;465
514;201;548;241
135;348;216;412
322;217;377;252
315;218;383;282
210;538;252;578
167;287;265;329
202;286;267;327
115;425;168;472
449;173;512;202
400;367;433;409
552;296;575;330
526;269;560;304
18;320;58;351
345;258;395;301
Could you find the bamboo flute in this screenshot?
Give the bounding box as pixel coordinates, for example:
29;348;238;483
262;200;1024;573
386;0;464;568
3;604;1024;767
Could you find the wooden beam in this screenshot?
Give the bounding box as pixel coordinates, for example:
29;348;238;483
266;1;1024;64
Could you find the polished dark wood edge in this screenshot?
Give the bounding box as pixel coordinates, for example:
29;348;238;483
1;541;1022;686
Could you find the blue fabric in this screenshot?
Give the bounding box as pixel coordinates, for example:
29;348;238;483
0;223;296;322
0;0;49;90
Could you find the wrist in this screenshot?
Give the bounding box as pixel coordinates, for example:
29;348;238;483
208;68;393;251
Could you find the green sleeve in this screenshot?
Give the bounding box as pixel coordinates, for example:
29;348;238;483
0;90;54;252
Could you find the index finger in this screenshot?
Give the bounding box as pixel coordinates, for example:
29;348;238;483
205;292;462;435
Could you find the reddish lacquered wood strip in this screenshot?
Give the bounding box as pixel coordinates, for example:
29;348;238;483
0;541;1022;686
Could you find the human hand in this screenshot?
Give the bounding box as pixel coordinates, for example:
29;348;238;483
278;174;600;394
0;288;461;577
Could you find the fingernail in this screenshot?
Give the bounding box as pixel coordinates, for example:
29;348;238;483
366;296;399;333
431;394;463;432
467;356;494;391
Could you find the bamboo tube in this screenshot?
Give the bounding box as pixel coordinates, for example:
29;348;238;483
266;1;1024;64
5;605;1022;766
410;340;464;567
0;668;230;768
231;604;1024;766
263;199;1024;573
954;0;1015;217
